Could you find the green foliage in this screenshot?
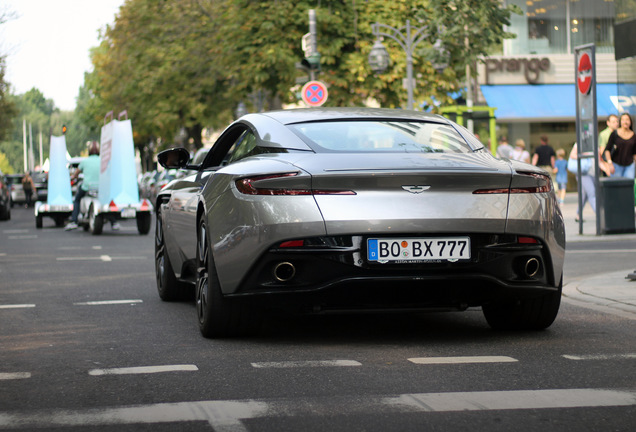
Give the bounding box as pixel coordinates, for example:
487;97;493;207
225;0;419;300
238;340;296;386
0;57;17;142
0;152;13;174
80;0;517;155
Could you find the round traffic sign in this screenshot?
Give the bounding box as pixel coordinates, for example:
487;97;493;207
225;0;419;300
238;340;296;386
301;80;328;107
577;52;592;95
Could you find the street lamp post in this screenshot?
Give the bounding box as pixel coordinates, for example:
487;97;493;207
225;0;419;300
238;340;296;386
369;20;434;110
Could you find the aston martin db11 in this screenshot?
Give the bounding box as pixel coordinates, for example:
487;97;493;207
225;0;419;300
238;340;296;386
154;108;565;338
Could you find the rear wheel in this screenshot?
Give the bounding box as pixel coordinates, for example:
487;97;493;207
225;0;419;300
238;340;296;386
137;212;152;235
155;210;184;301
89;207;103;235
483;278;562;330
0;205;9;221
35;215;42;228
195;217;261;338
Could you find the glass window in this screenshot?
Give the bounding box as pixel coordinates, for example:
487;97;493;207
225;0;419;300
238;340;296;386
505;0;615;55
289;121;474;154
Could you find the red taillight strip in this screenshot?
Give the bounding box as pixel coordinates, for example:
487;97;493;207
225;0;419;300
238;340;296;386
236;173;356;196
474;173;552;194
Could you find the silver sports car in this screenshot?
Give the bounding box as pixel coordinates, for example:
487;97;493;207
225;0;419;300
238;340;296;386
155;108;565;338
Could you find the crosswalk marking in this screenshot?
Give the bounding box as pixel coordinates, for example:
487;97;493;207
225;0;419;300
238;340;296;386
251;360;362;368
408;356;517;365
88;365;199;376
57;256;146;262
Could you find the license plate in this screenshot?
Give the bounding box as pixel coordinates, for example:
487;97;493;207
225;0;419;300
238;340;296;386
368;237;471;263
121;208;136;218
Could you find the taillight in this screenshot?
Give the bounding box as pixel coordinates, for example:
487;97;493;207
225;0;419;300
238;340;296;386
235;173;355;196
108;200;118;212
473;173;552;194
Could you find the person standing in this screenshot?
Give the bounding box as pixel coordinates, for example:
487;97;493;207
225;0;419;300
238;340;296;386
510;139;530;163
532;135;556;172
604;113;636;178
66;142;101;230
496;136;513;159
21;172;36;208
554;148;568;205
569;143;596;222
599;114;619;158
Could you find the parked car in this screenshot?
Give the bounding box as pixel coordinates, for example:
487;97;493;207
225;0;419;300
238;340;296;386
5;174;25;207
31;171;48;201
0;170;11;220
154;108;566;338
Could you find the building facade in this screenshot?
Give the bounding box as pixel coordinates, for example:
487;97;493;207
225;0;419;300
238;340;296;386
473;0;633;158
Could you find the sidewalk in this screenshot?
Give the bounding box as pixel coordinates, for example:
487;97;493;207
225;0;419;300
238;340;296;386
559;192;636;319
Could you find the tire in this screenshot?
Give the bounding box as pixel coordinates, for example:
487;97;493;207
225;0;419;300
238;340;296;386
89;207;103;235
35;214;43;228
155;210;184;301
483;278;562;330
195;217;261;338
137;212;152;235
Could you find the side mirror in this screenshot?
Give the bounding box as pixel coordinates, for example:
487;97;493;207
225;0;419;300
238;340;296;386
157;148;191;169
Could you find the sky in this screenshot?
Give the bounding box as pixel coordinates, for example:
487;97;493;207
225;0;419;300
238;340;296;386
1;0;125;111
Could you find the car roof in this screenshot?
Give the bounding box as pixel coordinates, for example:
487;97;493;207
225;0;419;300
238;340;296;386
258;107;448;125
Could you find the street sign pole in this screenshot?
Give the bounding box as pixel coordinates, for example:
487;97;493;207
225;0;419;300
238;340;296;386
574;43;599;235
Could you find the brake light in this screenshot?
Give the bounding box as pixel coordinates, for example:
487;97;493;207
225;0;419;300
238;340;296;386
236;173;355;196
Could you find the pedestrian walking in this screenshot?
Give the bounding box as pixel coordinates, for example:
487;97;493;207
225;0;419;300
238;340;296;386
510;139;530;163
604;113;636;178
568;143;595;222
496;136;513;159
554;148;568;205
21;172;36;208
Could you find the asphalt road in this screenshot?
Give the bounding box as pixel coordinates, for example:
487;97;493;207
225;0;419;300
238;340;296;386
1;205;635;431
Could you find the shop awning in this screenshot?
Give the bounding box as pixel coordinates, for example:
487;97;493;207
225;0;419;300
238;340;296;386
480;84;632;122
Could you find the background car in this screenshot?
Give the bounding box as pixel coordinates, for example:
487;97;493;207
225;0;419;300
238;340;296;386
0;170;11;220
31;171;48;202
154;108;566;339
5;174;26;207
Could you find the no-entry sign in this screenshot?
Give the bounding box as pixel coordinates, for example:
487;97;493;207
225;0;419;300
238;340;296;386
577;52;593;95
301;80;328;107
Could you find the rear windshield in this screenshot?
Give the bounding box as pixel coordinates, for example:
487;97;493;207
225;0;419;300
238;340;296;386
288;120;474;154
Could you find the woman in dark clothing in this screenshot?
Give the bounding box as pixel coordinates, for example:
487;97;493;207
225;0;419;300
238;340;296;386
604;113;636;178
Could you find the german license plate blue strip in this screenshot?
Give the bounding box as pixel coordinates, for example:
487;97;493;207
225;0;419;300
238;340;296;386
367;237;471;263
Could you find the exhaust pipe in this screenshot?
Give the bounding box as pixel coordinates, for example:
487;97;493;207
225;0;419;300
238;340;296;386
274;262;296;282
524;257;540;278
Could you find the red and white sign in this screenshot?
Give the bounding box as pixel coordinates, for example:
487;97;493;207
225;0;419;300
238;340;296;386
301;80;328;107
577;53;593;95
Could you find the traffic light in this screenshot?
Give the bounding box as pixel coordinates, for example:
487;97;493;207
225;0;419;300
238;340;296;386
62;125;67;135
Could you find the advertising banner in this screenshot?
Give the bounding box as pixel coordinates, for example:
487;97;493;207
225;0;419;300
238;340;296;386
99;119;140;206
47;135;73;206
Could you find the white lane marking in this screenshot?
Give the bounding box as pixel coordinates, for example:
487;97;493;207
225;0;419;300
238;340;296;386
8;235;37;240
251;360;362;368
0;304;36;309
73;300;143;306
0;372;31;380
92;246;102;250
2;229;28;234
0;388;635;430
88;364;199;376
56;256;146;262
408;356;518;365
0;253;5;257
563;354;636;361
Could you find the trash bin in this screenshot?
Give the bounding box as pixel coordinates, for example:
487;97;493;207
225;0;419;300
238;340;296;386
599;177;636;234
